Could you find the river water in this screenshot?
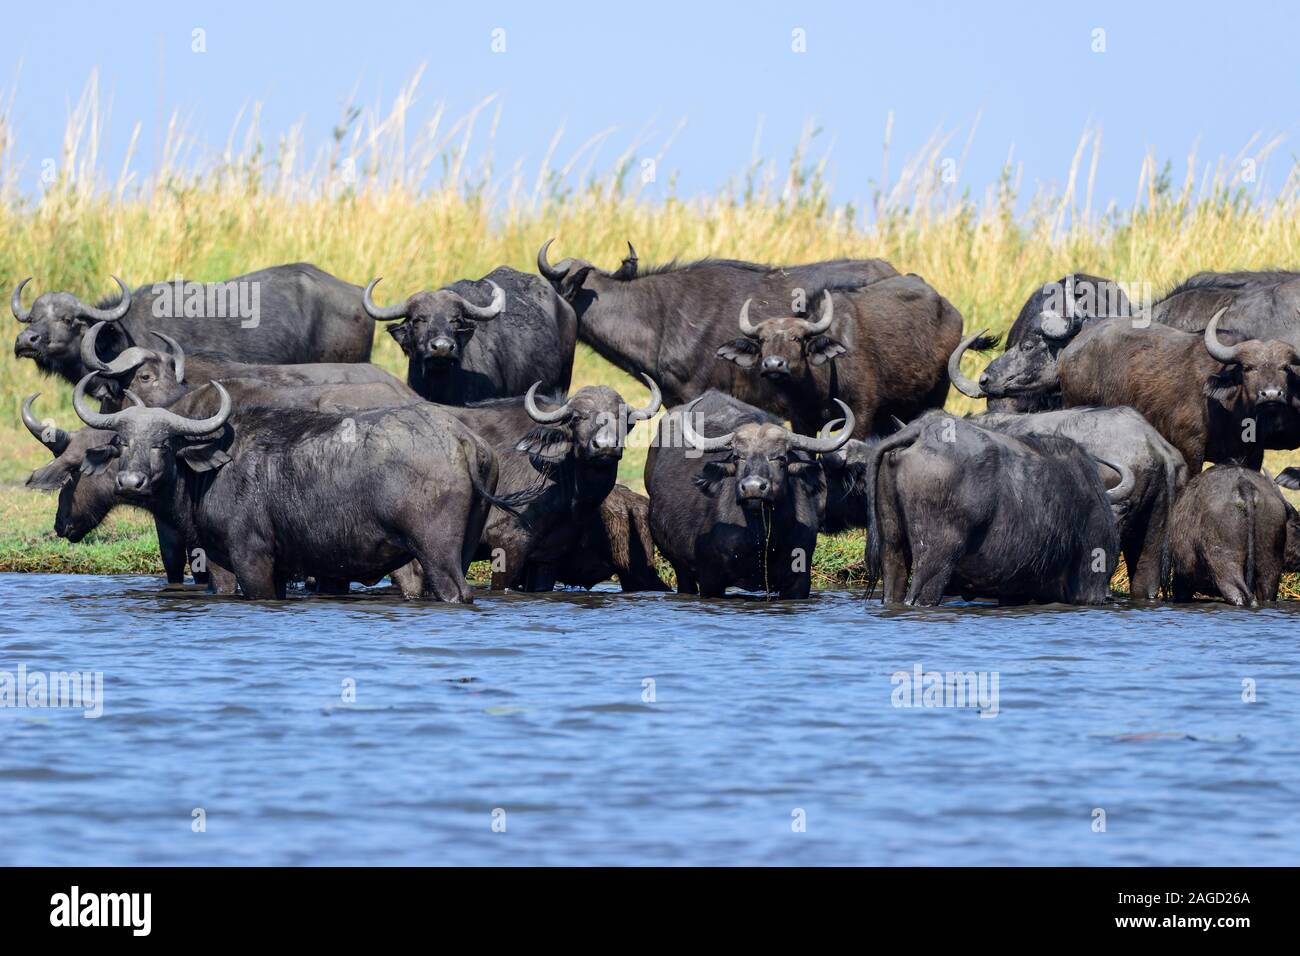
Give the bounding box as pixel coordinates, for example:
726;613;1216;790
0;572;1296;865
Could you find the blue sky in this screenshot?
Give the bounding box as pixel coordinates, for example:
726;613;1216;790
6;1;1298;210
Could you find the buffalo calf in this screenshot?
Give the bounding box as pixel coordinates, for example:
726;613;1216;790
1170;465;1291;606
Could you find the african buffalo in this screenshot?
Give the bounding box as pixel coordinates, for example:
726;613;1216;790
948;274;1131;411
443;378;662;591
363;266;578;404
1057;309;1300;472
644;390;853;598
953;271;1300;411
865;412;1129;605
537;239;897;416
1169;465;1291;605
13;263;375;387
713;273;964;437
78;320;409;408
70;374;502;601
552;484;671;592
30;378;419;592
1153;271;1300;344
971;407;1188;599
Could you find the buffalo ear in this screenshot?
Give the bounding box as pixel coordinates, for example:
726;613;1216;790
80;444;121;476
806;336;847;366
1204;366;1242;403
176;442;232;473
1276;467;1300;491
387;322;412;351
26;462;73;491
717;338;760;368
559;266;594;301
516;426;572;462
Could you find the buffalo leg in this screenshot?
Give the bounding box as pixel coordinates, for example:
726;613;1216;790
903;535;960;606
875;465;911;603
778;574;812;600
390;561;424;599
207;563;238;595
672;563;698;595
155;516;188;586
413;550;473;603
230;552;280;601
522;563;557;593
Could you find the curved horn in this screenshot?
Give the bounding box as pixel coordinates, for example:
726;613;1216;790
1203;307;1241;364
151;330;186;382
72;374;128;430
681;398;734;452
537;238;566;281
789;400;856;454
73;276;131;322
155;381;232;436
81;322;155;377
737;298;761;336
611;241;639;280
626;373;662;423
1096;456;1135;504
11;277;32;322
1039;309;1074;341
362;278;410;322
523;381;573;423
801;292;834;335
947;329;989;399
80;321;114;373
453;280;505;320
22;394;69;455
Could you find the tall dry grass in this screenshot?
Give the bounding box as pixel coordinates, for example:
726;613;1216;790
4;69;1300;493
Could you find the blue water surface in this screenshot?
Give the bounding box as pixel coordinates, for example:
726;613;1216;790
0;572;1296;865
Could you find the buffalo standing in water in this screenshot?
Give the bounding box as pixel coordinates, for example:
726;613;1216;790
865;412;1131;606
644;390;853;599
27;379;420;591
444;378;662;591
537;239;896;420
69;375;501;601
1169;465;1296;606
13;263;375;387
363;266;577;404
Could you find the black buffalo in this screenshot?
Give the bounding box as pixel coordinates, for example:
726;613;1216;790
955;271;1300;411
1057;310;1300;472
644;390;853;598
42;377;423;594
70;374;502;601
972;407;1188;599
949;274;1131;411
363;266;578;404
537;239;897;416
443;378;662;590
713;273;963;437
1169;465;1292;605
77;320;409;408
551;484;671;592
13;263;375;387
865;412;1129;605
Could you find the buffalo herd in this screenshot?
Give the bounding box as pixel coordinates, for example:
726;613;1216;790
14;252;1300;607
